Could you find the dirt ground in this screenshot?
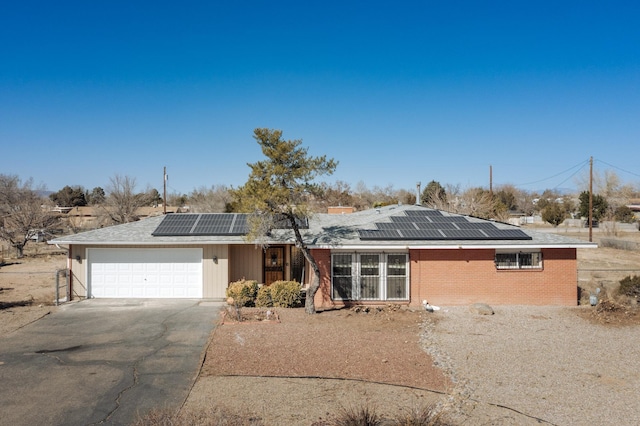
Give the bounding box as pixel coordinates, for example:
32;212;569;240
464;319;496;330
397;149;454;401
2;236;640;424
189;306;452;425
0;244;66;335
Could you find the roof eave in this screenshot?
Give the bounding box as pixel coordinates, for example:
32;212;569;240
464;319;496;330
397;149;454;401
312;243;598;250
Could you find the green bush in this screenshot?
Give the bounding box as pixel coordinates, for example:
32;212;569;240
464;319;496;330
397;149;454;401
618;275;640;300
255;285;273;307
269;280;302;308
226;279;259;307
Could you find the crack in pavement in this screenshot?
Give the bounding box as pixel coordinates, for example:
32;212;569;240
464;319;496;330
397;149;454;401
90;305;194;424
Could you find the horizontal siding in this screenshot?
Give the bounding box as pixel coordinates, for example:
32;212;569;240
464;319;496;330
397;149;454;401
229;245;263;283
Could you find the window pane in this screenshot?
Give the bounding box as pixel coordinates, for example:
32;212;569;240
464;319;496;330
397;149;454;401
360;254;379;276
333;254;353;299
333;276;353;299
387;276;406;299
519;253;534;267
387;254;406;276
532;252;542;266
290;246;305;283
360;275;379;298
495;253;518;269
333;254;352;276
386;254;407;299
360;254;379;299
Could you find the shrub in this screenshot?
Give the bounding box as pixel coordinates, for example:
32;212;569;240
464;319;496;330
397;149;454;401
269;280;302;308
394;403;452;426
255;285;273;307
618;275;640;300
331;405;382;426
226;279;259;307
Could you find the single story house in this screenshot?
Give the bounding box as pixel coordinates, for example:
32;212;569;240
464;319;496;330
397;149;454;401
48;204;596;307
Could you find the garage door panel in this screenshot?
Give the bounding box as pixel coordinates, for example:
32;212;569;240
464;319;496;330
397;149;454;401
89;248;203;299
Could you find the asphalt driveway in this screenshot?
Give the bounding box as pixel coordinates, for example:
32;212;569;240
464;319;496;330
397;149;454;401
0;299;222;426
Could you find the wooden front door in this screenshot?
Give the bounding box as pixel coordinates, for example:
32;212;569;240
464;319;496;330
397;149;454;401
264;246;284;286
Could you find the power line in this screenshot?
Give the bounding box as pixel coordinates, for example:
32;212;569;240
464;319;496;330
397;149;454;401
594;159;640;179
552;162;590;191
512;159;590;188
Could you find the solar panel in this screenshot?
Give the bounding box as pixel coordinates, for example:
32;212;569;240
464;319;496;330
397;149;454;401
455;222;498;230
152;214;199;236
231;214;248;234
192;214;234;235
153;212;310;237
427;216;468;223
415;221;459;230
400;229;445;239
440;229;487;239
377;222;418;230
484;229;531;240
405;210;443;217
391;216;433;223
359;229;403;240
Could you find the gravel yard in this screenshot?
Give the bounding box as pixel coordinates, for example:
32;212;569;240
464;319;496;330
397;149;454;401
423;305;640;425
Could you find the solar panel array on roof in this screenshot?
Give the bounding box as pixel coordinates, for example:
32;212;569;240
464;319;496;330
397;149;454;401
359;209;532;241
152;213;307;236
152;213;250;236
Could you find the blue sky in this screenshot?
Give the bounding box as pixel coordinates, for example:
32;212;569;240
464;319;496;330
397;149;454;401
2;1;639;196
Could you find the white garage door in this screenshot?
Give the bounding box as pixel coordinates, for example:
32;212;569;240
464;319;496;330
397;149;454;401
88;248;203;298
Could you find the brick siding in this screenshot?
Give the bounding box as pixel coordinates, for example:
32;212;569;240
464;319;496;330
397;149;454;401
314;247;577;308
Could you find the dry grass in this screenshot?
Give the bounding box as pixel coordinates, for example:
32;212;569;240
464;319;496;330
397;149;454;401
133;402;453;426
131;406;265;426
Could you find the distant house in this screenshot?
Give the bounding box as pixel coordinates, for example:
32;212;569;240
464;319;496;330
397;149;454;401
56;205;181;229
48;204;596;306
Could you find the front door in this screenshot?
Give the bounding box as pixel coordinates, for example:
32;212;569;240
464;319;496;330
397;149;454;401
264;246;284;286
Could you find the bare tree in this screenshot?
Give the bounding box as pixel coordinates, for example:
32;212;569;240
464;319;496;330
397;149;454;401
0;174;60;257
188;185;233;213
575;169;638;213
99;175;148;225
454;187;494;219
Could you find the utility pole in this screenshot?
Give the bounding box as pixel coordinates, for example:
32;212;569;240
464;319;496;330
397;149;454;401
489;165;493;195
163;166;167;215
589;157;593;242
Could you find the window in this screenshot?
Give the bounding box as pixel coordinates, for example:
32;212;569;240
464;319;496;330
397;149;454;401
495;252;542;270
386;254;407;299
332;253;353;299
359;254;380;299
331;252;408;301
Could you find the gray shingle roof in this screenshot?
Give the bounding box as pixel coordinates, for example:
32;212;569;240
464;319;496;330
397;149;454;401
49;204;596;249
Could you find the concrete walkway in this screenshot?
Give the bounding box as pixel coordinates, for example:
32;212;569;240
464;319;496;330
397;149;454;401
0;299;222;426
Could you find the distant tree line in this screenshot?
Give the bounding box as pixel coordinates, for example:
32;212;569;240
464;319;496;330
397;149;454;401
2;161;639;257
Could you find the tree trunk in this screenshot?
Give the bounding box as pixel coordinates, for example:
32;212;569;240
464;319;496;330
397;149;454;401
286;213;320;314
303;251;321;314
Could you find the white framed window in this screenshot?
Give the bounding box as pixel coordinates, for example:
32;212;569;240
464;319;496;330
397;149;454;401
331;252;408;301
495;251;543;270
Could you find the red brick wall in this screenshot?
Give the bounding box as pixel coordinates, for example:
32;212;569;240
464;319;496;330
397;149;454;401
411;248;577;306
313;248;577;308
